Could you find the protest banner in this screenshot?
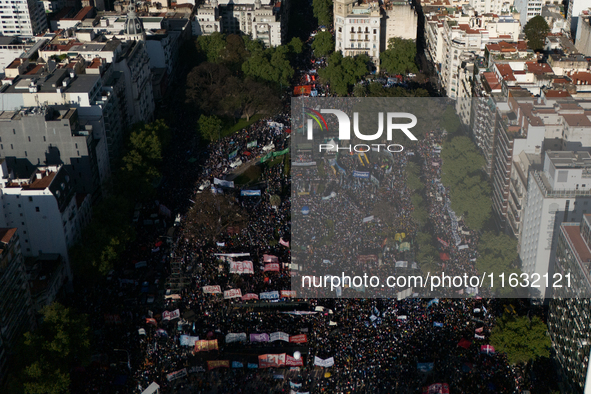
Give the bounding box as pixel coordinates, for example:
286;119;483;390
225;333;247;343
263;254;279;263
213;178;234;188
223;289;242;299
417;362;434;373
241;293;259;301
194;339;218;352
270;332;290;342
260;291;280;300
166;368;187;381
285;355;304;367
202;285;222;294
422;383;450;394
258;354;286;368
230;261;254;274
162;309;180;321
250;333;270;342
289;334;307;344
280;290;296;298
264;263;280;272
207;360;229;370
180;335;199;347
313;357;334;367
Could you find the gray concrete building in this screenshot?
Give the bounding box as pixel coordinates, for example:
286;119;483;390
0;106;110;199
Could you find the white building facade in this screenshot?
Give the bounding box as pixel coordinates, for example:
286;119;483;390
520;151;591;299
334;0;382;66
0;0;47;36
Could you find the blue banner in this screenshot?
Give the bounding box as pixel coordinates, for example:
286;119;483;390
427;298;439;308
232;361;244;368
229;149;238;160
241;190;262;196
247;363;258;369
260;291;280;300
433;322;443;327
352;171;370;179
417;362;434;372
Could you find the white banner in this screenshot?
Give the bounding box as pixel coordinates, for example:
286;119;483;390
202;285;222;294
362;215;374;223
213;178;235;188
179;335;199;346
225;332;247;343
214;253;250;258
229;261;254;274
224;289;242;299
162;309;180;321
270;332;290;342
166;368;187;381
313;356;334;367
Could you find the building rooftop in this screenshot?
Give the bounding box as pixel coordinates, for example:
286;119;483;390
562;224;591;269
545;89;572;98
547;151;591;167
0;228;17;246
525;61;553;74
563;113;591;127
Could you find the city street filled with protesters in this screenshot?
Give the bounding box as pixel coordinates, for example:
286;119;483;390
63;94;549;394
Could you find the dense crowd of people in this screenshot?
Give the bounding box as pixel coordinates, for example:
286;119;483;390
70;99;525;394
60;25;544;390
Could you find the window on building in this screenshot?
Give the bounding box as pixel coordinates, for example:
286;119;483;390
35;207;39;212
28;197;32;202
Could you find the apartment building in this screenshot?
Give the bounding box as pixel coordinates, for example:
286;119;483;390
549;215;591;393
0;227;34;383
520;151;591;299
0;0;47;36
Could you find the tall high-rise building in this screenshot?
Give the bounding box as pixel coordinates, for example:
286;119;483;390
568;0;591;35
0;227;34;382
520;151;591;299
0;0;48;36
549;215;591;393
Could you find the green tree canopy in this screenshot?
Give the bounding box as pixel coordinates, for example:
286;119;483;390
524;16;550;51
21;303;91;394
380;38;418;75
416;231;438;264
198;114;222;142
218;34;249;72
288;37;304;54
441;136;491;230
490;314;551;364
440;105;461;134
119;120;169;198
196;32;226;63
353;83;367;97
242;47;294;86
312;0;333;27
318;51;369;96
311;31;334;57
